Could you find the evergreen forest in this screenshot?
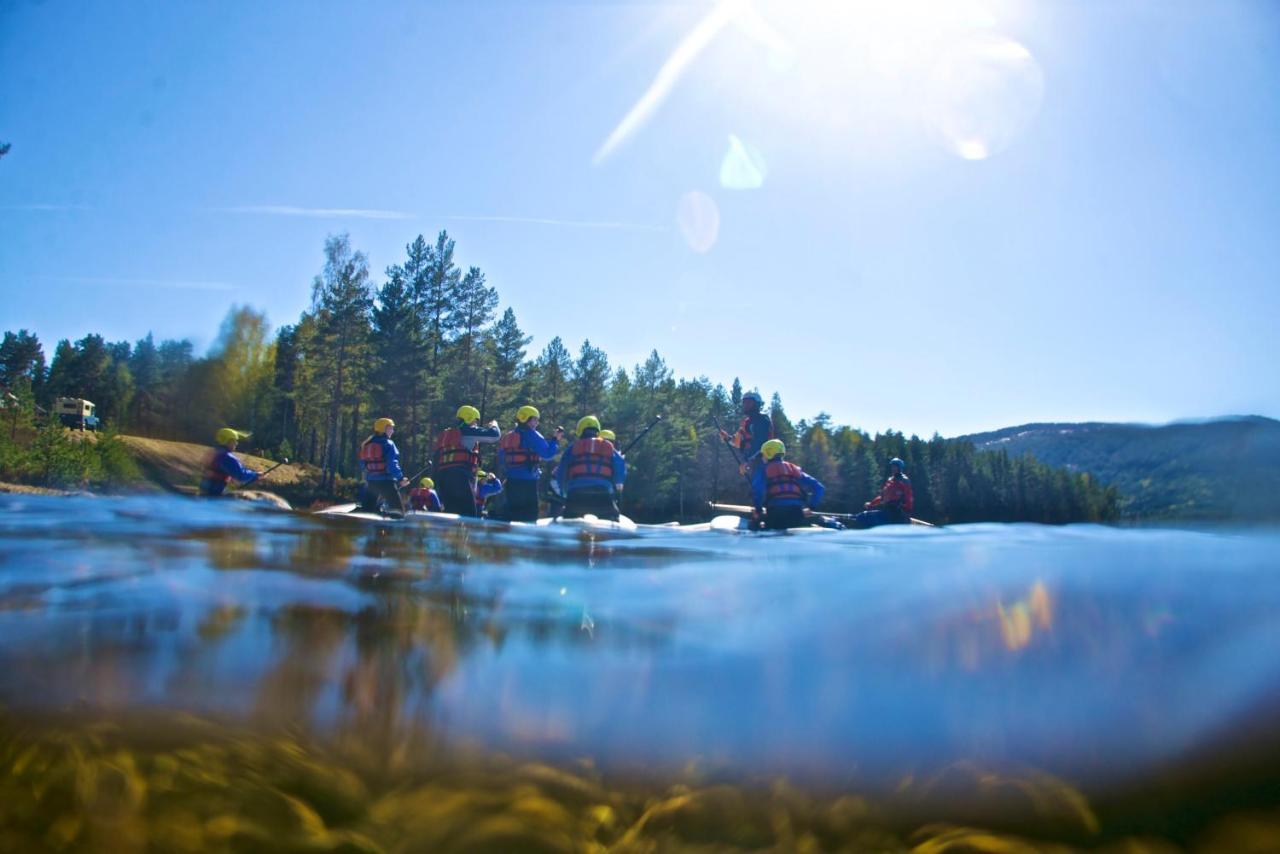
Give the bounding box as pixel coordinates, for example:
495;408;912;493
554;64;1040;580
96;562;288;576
0;230;1119;524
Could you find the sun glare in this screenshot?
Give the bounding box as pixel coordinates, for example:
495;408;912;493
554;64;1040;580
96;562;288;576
597;0;1044;167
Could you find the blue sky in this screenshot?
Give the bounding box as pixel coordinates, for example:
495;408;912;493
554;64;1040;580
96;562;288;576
2;0;1277;436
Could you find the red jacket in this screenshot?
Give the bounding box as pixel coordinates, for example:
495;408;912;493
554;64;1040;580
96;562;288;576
869;475;913;513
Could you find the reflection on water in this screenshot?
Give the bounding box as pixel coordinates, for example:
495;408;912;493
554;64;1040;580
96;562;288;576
3;494;1280;850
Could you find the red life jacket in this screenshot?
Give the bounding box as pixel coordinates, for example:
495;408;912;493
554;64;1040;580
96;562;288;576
878;476;914;512
359;437;387;475
734;414;773;452
433;426;479;473
764;460;807;505
408;488;438;511
499;429;535;471
566;438;614;483
203;449;230;485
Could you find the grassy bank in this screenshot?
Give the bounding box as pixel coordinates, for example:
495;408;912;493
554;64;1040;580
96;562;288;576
0;423;331;507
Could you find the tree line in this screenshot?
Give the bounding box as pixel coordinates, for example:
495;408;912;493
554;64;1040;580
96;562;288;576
0;230;1119;523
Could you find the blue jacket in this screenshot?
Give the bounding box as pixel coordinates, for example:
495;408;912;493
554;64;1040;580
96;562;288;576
498;425;560;481
554;438;626;495
200;448;258;496
752;460;824;510
361;434;404;481
477;477;503;501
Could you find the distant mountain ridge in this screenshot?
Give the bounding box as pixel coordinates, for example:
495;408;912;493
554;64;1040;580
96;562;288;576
958;416;1280;520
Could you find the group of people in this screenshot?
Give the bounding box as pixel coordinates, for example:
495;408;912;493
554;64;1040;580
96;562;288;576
352;404;627;522
199;388;916;530
722;391;914;530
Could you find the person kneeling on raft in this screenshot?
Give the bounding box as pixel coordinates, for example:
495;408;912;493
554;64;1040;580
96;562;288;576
199;428;261;496
554;415;626;522
359;417;407;515
751;439;825;530
408;477;442;512
432;404;501;516
851;457;913;528
496;405;563;522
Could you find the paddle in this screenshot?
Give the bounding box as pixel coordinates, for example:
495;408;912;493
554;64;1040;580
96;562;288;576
621;414;664;455
257;457;289;480
229;457;288;491
708;501;936;527
709;412;754;488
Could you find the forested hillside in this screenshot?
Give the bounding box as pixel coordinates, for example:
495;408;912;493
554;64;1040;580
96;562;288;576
1;230;1117;524
963;417;1280;520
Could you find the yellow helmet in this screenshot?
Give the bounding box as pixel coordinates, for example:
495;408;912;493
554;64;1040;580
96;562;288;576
516;405;540;423
373;417;395;434
577;415;601;435
762;439;785;460
215;427;250;446
456;405;480;424
420;477;434;489
599;429;616;442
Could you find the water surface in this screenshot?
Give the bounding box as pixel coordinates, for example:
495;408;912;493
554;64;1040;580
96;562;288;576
3;494;1279;850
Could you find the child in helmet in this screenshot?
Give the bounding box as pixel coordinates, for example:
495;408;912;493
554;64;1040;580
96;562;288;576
199;428;260;496
554;416;627;521
359;417;407;515
408;477;442;512
475;470;503;516
431;405;501;516
750;439;825;530
496;404;564;521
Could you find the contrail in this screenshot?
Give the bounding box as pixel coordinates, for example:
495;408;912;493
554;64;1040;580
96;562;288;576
218;205;414;220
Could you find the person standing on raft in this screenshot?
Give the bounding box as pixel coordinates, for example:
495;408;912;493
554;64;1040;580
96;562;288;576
358;417;408;515
554;416;626;521
432;405;501;516
496;405;564;522
408;477;442;512
751;439;825;530
719;390;772;474
199;428;260;496
852;457;914;528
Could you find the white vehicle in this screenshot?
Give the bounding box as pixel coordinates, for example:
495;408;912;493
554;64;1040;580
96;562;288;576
55;397;100;431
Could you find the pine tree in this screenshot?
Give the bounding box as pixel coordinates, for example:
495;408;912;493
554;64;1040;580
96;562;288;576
307;234;373;490
531;337;573;428
486;307;531;421
571;339;610;416
769;392;796;448
449;266;498;404
0;330;46;397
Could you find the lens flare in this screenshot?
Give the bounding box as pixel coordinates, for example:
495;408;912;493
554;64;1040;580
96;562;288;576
676;191;720;253
924;34;1045;160
719;134;768;190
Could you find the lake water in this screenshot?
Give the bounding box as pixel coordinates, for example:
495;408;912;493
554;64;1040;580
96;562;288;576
2;493;1279;851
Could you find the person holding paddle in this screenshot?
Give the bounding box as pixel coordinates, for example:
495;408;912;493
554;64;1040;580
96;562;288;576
555;415;626;521
432;404;500;516
751;439;825;530
358;417;407;515
496;405;564;521
719;390;772;475
199;428;260;496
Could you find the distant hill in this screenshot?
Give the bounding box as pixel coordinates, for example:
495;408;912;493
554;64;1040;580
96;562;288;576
959;416;1280;521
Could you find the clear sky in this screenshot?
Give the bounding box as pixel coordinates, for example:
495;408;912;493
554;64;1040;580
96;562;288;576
2;0;1278;437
